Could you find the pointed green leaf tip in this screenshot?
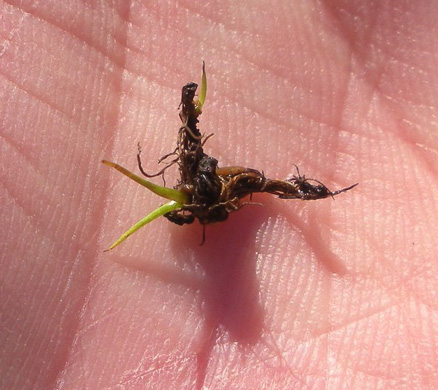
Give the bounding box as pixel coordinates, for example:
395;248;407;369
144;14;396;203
102;160;189;204
104;201;183;251
195;61;207;115
102;160;190;251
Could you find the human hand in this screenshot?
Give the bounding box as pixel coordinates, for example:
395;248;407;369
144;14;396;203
1;2;437;389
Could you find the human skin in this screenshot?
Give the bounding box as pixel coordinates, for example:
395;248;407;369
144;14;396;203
1;1;438;389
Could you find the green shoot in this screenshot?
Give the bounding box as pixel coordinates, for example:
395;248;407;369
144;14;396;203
104;201;183;251
102;160;190;250
102;160;189;204
195;61;207;115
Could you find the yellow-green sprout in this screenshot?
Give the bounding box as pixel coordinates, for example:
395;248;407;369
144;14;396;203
104;200;183;252
195;61;207;115
102;161;189;251
102;160;188;204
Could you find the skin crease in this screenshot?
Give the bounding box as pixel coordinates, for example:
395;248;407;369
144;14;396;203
1;1;438;389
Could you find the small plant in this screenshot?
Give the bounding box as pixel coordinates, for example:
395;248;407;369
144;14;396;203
102;63;357;250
